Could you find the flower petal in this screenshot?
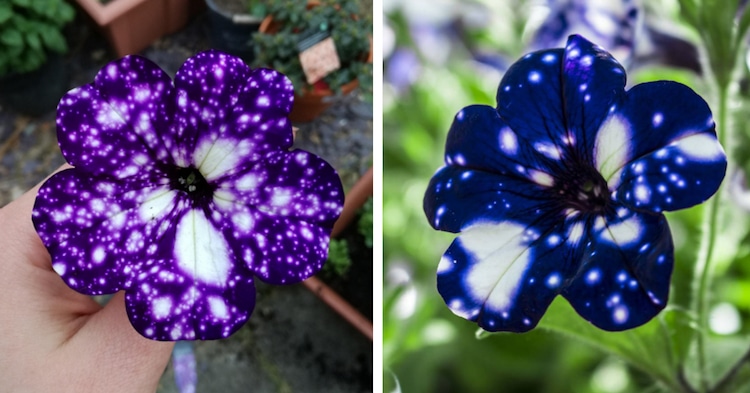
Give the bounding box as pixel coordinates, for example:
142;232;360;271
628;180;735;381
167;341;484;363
562;34;627;160
93;55;177;164
57;83;166;180
32;169;175;294
443;105;559;176
438;219;585;332
172;50;253;167
530;3;638;65
230;68;295;152
424;165;552;233
611;81;725;211
562;207;673;331
125;263;255;341
218;211;332;285
215;149;344;226
495;48;569;173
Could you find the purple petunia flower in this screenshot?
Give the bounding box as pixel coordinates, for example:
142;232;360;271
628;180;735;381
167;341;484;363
424;35;726;332
32;50;344;340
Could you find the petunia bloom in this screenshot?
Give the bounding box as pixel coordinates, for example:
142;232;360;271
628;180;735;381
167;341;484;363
32;50;344;340
424;35;726;332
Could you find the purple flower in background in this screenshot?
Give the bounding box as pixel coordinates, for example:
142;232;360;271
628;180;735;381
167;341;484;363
530;0;701;73
424;35;725;332
32;50;344;340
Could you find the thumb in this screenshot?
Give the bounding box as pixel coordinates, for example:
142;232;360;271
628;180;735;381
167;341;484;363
65;292;174;392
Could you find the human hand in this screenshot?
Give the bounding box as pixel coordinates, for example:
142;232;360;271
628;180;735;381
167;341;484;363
0;169;174;392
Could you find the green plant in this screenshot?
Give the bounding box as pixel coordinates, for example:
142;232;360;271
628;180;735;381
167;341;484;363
323;238;352;277
357;197;373;248
0;0;75;77
251;0;372;94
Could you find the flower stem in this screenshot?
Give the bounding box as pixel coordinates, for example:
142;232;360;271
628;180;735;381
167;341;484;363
695;85;730;393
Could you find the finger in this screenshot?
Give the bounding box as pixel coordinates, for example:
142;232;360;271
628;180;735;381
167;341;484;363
0;164;72;270
65;292;174;392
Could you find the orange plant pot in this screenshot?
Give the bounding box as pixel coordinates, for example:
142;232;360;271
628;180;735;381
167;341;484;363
75;0;203;57
303;167;374;340
257;1;371;123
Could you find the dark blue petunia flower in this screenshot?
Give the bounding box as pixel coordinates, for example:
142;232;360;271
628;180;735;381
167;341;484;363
424;35;726;332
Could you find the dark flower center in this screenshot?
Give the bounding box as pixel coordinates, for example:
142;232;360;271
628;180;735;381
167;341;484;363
170;166;213;205
552;165;611;214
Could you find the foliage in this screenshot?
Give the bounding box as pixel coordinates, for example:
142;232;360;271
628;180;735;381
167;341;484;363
323;196;373;278
0;0;75;77
357;197;373;248
251;0;372;94
323;238;352;277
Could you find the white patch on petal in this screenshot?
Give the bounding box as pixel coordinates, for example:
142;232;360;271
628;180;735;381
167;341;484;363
208;296;230;319
601;216;642;246
533;142;561;160
139;188;176;221
52;263;66;276
231;211;254;232
194;138;242;181
212;189;235;211
595;114;631;188
528;170;555;187
270;188;293;208
437;255;453;273
568;221;585;245
672;133;725;161
90;198;105;213
174;209;232;287
152;296;172;320
459;222;533;312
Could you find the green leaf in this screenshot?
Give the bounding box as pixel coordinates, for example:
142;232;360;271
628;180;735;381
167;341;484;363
536;298;683;391
0;3;12;24
0;29;23;47
39;25;67;53
11;0;31;7
25;32;41;50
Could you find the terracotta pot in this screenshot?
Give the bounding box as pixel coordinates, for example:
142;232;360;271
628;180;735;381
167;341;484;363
257;1;370;123
74;0;204;56
303;167;374;340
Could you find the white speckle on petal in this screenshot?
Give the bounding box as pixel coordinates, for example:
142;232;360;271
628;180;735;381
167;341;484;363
208;296;230;319
92;246;106;264
635;185;651;204
613;305;629;324
152;296;172;320
499;128;518;155
652;113;663;127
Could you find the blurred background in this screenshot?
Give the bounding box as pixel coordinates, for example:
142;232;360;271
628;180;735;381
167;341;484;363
383;0;750;391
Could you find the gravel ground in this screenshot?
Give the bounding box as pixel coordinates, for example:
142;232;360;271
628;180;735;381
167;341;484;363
0;8;372;393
